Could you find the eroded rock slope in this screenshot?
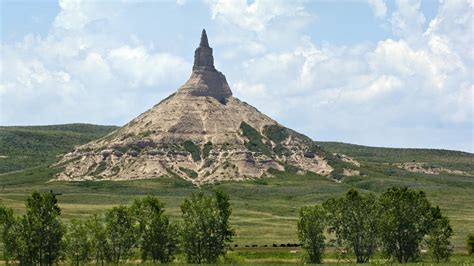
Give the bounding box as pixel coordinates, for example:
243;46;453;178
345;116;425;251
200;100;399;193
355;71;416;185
56;30;333;185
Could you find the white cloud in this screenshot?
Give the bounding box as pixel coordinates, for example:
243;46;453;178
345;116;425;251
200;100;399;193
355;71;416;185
208;0;473;151
208;0;308;32
1;1;191;126
368;0;387;18
53;0;124;31
107;46;189;88
391;0;426;44
1;0;472;151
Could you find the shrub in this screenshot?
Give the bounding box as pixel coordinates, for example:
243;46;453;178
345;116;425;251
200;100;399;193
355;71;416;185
240;122;271;155
467;232;474;255
183;140;201;161
179;167;198;179
263;124;289;143
90;161;107;176
203;142;213;158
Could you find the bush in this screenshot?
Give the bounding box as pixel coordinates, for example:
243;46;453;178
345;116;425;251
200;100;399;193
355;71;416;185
90;161;107;176
179;167;198;179
183;140;201;161
203;142;213;158
467;232;474;255
263;124;289;143
240;122;271;155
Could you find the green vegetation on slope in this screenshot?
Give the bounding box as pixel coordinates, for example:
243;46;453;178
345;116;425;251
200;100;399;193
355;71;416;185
0;124;118;173
202;141;213;158
240;122;271;155
0;124;473;262
183;140;201;161
263;124;289;143
316;141;474;173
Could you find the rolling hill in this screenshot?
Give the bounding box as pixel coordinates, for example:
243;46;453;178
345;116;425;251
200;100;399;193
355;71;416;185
1;123;473;256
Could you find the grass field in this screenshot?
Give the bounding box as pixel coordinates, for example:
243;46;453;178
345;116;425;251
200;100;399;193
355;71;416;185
0;124;473;263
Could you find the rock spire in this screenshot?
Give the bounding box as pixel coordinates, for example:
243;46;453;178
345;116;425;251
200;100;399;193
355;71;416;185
178;29;232;102
55;29;334;185
193;29;215;71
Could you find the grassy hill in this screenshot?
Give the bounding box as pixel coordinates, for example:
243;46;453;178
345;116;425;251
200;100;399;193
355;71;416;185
316;141;473;172
0;124;118;173
0;124;473;262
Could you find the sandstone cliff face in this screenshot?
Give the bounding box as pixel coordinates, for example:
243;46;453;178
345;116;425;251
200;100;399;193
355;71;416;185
56;30;333;185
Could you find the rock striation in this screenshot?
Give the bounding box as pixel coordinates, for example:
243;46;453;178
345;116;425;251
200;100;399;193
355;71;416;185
56;29;333;185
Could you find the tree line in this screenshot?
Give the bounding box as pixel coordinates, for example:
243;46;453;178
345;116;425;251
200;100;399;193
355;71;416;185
0;191;233;265
297;187;456;264
1;187;472;264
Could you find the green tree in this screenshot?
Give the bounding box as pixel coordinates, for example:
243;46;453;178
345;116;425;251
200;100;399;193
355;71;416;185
64;219;91;265
181;191;234;263
323;189;379;263
297;205;326;264
13;192;64;265
105;205;137;263
378;187;432;263
131;196;178;263
427;207;453;263
467;232;474;255
86;214;110;265
0;204;17;264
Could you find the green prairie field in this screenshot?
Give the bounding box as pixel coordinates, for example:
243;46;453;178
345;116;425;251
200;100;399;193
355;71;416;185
1;124;473;264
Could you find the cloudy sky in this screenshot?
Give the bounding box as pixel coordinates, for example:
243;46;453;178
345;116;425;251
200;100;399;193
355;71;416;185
1;0;473;152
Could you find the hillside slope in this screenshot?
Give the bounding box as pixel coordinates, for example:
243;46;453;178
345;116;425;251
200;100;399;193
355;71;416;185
0;124;118;173
0;124;473;250
317;141;473;176
55;30;332;185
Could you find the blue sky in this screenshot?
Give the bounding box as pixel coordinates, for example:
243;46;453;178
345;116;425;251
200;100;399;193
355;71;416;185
1;0;473;152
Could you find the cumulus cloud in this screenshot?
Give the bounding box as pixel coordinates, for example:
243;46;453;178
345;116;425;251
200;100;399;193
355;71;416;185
391;0;426;44
208;0;308;32
209;0;473;151
1;0;191;126
1;0;472;151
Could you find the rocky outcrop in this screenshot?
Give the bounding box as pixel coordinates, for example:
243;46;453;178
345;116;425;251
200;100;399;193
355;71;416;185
396;162;469;176
178;29;232;103
55;29;333;185
193;29;214;70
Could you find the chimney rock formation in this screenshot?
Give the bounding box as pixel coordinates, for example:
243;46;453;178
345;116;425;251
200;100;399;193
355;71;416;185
178;29;232;103
56;30;333;185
